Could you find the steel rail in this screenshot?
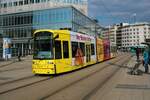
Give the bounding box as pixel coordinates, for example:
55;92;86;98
40;55;129;100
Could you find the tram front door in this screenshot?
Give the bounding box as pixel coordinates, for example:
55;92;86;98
86;44;91;63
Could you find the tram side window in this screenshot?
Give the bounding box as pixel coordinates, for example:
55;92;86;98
91;44;95;55
79;43;85;56
63;41;69;58
71;42;78;57
55;40;62;59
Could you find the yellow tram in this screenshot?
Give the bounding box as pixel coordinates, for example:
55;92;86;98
32;29;113;74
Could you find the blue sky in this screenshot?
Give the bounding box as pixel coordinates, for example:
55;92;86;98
88;0;150;26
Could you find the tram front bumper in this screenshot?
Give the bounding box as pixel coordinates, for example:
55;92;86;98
32;60;56;74
32;68;55;74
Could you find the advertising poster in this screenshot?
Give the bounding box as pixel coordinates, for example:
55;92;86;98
3;38;12;59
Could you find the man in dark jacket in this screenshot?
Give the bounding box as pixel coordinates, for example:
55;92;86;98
18;48;21;61
135;47;139;61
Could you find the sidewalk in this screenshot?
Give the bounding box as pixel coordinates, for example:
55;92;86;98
0;55;32;67
90;56;150;100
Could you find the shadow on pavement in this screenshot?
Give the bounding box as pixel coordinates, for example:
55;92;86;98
107;62;145;76
107;62;131;69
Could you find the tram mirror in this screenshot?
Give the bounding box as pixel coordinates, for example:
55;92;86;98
53;34;59;40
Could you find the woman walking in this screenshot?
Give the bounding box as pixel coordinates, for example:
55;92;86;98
143;47;149;73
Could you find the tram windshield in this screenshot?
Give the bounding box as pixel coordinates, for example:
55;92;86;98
33;31;53;59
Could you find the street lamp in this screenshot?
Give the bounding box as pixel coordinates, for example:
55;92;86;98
93;19;99;37
132;13;137;23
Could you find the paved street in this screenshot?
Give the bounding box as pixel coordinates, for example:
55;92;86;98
86;56;150;100
0;53;150;100
0;56;33;84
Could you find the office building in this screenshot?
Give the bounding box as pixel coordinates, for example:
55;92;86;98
0;0;88;15
102;22;150;51
0;6;100;57
121;22;150;50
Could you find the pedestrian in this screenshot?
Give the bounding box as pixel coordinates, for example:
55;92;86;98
143;47;149;73
18;48;21;61
135;47;139;61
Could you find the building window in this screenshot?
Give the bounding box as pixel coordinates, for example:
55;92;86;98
9;2;13;7
9;16;12;25
0;4;3;8
30;0;35;3
14;2;18;6
41;0;47;2
35;0;40;3
19;1;23;6
24;0;29;5
4;3;7;8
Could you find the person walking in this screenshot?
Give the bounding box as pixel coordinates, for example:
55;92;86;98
135;47;139;61
143;47;149;73
18;48;21;61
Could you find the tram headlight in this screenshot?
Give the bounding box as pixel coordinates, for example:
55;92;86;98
32;61;35;64
47;62;53;64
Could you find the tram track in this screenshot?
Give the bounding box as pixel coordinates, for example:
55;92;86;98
0;61;16;68
0;55;126;98
0;75;35;86
82;57;131;100
0;58;30;69
0;75;52;95
0;67;30;73
0;55;121;87
40;55;130;100
0;66;30;73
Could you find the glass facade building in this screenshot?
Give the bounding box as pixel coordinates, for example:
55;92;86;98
0;0;87;6
0;0;88;15
0;6;101;57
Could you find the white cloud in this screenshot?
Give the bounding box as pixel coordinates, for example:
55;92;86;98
88;0;150;25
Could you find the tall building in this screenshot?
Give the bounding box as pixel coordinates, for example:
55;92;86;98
102;22;150;51
102;25;121;48
102;25;118;47
116;26;122;49
0;0;88;15
121;22;150;50
0;0;101;57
